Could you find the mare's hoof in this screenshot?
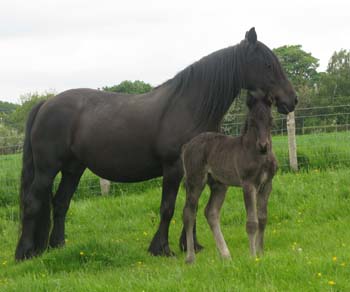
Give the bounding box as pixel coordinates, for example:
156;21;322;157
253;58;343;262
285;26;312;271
49;237;65;249
194;242;204;253
15;242;36;261
179;238;204;253
149;247;176;257
148;241;175;257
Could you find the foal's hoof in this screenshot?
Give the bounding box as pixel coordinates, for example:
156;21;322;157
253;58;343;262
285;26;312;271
185;255;195;264
221;254;232;261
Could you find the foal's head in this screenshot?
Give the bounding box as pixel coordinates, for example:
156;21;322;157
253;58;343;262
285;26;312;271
245;91;273;154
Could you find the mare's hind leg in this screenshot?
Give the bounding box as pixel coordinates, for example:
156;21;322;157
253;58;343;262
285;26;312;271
15;170;57;260
49;165;85;248
243;183;258;257
205;178;230;259
256;180;272;255
183;175;206;264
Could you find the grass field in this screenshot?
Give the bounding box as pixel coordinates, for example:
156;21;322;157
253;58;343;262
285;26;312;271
1;167;350;291
0;131;349;291
0;131;349;205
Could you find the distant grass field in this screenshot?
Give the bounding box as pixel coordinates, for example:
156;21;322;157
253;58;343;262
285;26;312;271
0;131;349;206
273;131;350;171
0;168;350;291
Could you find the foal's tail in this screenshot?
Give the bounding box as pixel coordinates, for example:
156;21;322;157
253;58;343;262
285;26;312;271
19;101;46;221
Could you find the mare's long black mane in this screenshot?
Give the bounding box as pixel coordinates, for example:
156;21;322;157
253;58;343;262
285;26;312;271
158;43;246;125
156;40;284;126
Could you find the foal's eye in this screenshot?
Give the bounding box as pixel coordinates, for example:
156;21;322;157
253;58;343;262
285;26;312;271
266;62;272;69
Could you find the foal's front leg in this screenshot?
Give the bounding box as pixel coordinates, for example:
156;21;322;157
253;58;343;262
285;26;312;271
205;181;229;259
243;183;258;257
256;180;272;255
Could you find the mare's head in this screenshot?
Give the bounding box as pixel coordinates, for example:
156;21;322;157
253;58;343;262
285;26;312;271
245;91;273;154
241;28;298;114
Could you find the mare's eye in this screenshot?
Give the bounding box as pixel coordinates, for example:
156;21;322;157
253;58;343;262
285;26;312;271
266;62;272;69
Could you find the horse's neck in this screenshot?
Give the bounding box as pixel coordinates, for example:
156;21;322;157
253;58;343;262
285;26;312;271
167;44;244;129
184;84;241;129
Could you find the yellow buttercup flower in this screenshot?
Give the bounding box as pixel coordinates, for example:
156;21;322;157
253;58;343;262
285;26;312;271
328;280;336;286
332;256;337;262
79;251;84;256
317;272;322;277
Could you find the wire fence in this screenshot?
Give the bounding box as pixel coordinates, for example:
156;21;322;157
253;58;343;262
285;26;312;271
222;104;350;170
1;104;349;204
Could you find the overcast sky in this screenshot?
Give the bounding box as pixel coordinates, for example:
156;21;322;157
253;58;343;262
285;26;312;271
1;0;349;103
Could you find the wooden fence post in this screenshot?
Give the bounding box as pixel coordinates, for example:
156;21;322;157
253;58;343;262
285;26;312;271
100;178;111;195
287;112;298;171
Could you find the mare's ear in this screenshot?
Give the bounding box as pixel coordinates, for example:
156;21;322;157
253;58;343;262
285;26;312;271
245;27;257;46
265;94;273;106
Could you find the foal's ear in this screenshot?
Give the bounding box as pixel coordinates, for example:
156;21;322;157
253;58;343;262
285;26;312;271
246;92;256;109
245;27;257;45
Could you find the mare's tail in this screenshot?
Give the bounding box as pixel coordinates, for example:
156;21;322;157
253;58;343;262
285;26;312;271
19;101;46;219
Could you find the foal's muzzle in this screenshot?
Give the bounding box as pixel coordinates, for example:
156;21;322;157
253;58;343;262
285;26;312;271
258;142;268;154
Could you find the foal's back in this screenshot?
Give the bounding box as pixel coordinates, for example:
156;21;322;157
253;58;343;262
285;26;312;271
182;132;242;186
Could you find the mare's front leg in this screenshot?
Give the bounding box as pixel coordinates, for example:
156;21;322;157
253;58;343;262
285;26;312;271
243;183;258;257
256;180;272;255
148;160;183;256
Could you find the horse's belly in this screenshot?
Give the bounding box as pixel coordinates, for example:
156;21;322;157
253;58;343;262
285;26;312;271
87;154;162;182
73;140;163;182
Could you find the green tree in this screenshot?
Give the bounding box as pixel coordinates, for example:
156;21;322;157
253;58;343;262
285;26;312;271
319;49;350;98
103;80;152;94
273;45;319;90
0;101;18;113
7;92;54;132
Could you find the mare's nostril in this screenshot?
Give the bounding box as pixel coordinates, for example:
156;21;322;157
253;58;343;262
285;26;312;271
295;95;299;105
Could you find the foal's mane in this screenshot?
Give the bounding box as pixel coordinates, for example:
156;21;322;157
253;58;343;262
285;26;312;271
241;99;273;135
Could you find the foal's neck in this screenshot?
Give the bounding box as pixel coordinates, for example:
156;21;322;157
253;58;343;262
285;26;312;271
242;116;272;153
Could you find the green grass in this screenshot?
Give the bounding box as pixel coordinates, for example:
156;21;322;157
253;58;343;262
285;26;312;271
1;131;349;205
1;168;350;291
273;131;350;171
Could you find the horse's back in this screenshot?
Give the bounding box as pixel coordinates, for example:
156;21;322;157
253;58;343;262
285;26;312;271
31;88;164;181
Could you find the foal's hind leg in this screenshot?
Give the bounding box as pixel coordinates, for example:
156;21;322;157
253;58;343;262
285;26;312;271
179;210;203;253
49;166;85;248
183;178;206;264
16;170;56;260
205;179;230;259
243;183;258;257
256;180;272;255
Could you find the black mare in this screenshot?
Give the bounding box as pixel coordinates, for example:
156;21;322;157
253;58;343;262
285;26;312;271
15;28;297;260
